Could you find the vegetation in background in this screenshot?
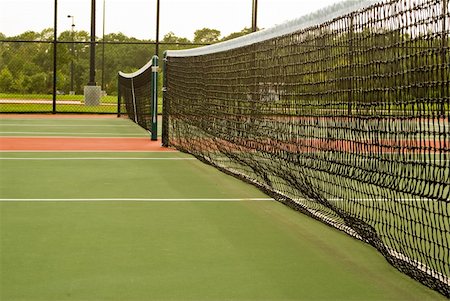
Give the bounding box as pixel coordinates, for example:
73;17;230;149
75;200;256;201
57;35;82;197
0;28;253;97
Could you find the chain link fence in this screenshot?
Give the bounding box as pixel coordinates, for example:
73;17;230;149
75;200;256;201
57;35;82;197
0;37;202;114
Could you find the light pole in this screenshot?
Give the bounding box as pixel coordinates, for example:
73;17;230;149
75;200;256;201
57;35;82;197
84;0;101;106
88;0;96;86
155;0;160;56
67;15;75;95
252;0;258;32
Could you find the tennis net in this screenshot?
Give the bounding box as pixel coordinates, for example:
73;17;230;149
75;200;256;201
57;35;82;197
118;55;159;140
162;0;449;296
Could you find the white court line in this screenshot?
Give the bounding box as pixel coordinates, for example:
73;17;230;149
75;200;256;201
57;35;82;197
0;124;134;127
0;198;274;202
0;150;176;153
0;118;129;121
299;198;438;202
0;136;153;139
0;132;147;136
0;157;195;160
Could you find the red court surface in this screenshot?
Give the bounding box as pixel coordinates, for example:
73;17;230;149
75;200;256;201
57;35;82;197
0;114;172;152
0;137;173;151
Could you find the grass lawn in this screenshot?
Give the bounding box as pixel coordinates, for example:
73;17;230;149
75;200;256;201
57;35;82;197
0;93;163;114
0;93;116;103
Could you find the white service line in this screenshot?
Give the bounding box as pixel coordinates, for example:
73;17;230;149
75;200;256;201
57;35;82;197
0;131;147;136
0;198;274;202
0;124;134;127
0;150;177;153
0;118;127;121
0;157;195;160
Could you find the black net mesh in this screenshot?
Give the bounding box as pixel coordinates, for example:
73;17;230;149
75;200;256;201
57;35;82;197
118;63;154;132
163;0;449;296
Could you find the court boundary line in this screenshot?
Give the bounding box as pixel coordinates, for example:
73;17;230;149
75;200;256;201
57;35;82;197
0;131;149;136
0;157;195;160
0;136;157;139
0;150;176;153
0;116;127;120
0;198;274;202
0;124;136;127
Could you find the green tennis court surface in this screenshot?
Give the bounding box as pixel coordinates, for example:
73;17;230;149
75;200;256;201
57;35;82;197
0;118;445;300
0;117;157;137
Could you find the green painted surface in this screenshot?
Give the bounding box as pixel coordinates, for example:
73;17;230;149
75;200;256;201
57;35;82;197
0;118;150;137
0;119;445;300
1;199;445;301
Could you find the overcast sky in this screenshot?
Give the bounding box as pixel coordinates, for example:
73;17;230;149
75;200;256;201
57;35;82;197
1;0;343;40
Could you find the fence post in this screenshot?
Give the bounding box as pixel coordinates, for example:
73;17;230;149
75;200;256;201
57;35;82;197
52;0;58;114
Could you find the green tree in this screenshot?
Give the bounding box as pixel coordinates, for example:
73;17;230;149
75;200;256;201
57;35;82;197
222;28;252;41
28;73;50;94
12;73;29;93
14;30;40;41
0;67;14;92
40;28;54;40
193;28;220;44
162;32;190;44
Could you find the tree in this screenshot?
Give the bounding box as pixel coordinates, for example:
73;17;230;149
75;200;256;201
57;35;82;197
162;32;190;44
0;27;234;96
14;31;40;41
222;28;253;41
40;28;54;40
12;73;27;93
0;67;14;92
193;28;220;44
28;73;50;94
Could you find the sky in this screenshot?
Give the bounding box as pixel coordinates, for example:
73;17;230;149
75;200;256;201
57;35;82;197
0;0;343;40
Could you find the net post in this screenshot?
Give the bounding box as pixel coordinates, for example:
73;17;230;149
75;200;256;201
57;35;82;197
117;73;121;117
151;55;159;141
162;51;169;147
